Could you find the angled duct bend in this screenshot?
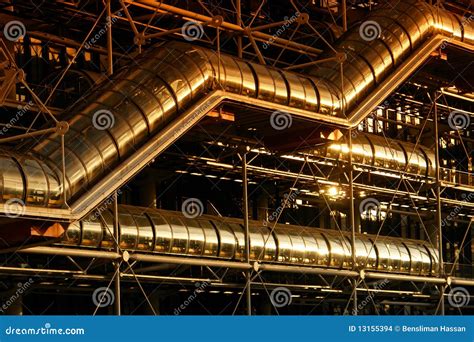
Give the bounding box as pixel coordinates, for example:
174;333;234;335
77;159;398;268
0;0;472;210
309;0;473;112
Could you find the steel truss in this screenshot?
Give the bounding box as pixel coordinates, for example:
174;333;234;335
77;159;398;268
0;0;472;315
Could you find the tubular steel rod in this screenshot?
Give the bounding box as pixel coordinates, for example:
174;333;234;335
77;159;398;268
131;0;323;55
348;128;358;315
17;246;474;286
0;127;56;144
113;190;121;315
259;264;359;277
129;253;252;270
236;0;242;58
20;246;121;259
242;152;252;315
341;0;347;32
363;272;446;284
433;92;445;315
106;0;113;76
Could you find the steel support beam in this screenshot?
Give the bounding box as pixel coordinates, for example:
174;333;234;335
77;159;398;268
242;151;252;315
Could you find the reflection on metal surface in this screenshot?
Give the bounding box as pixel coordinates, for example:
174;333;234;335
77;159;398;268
62;205;439;276
0;0;472;215
311;132;436;177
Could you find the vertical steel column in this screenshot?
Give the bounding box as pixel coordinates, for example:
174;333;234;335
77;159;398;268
348;129;357;315
236;0;243;58
242;151;252;315
433;92;445;315
341;0;348;32
106;0;114;76
113;191;121;315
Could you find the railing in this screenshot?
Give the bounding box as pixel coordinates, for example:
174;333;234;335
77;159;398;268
440;168;474;188
444;263;474;279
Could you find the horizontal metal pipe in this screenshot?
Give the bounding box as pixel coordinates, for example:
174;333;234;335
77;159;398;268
0;266;83;275
129;253;252;270
63;205;440;279
450;278;474;287
19;246;121;259
0;127;57;144
130;0;323;55
363;271;446;284
258;264;359;277
16;246;474;285
0;0;472;222
120;273;217;283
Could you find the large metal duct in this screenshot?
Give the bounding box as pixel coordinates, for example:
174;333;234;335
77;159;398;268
0;0;472;212
62;205;440;276
310;133;437;177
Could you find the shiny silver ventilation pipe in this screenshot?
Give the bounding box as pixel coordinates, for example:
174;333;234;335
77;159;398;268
61;205;440;276
0;0;472;213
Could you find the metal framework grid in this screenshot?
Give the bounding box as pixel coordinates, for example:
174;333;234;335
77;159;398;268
0;0;472;315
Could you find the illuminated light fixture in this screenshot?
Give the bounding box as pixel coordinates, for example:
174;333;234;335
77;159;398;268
206;161;233;169
321;288;343;293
